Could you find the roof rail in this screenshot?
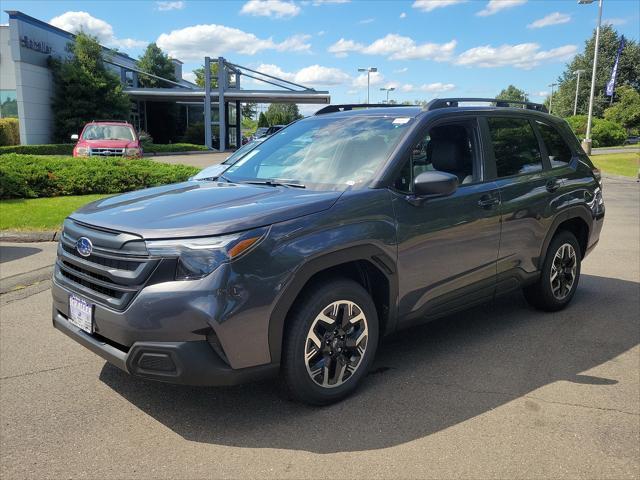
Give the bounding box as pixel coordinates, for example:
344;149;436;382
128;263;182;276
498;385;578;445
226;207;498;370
91;119;130;123
315;104;416;115
425;98;548;113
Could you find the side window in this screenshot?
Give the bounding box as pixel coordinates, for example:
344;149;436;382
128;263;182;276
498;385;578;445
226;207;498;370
487;117;542;177
394;122;477;192
536;121;573;167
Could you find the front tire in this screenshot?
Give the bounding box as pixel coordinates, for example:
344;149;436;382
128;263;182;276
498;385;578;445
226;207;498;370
524;230;582;311
281;279;379;405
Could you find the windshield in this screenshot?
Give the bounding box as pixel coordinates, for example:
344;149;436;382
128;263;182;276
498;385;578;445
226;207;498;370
223;138;264;165
223;115;413;190
82;125;135;141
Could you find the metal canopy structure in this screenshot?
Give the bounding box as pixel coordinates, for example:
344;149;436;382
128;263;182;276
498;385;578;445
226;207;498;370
123;57;330;151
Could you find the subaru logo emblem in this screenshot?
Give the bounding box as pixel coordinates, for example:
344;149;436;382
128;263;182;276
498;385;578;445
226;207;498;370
76;237;93;257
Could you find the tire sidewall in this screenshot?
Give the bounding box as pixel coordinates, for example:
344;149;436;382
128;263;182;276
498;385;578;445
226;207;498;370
540;231;582;309
283;279;379;404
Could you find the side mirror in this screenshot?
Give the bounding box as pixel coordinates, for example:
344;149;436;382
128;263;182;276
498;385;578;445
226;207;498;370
414;171;458;197
70;134;79;141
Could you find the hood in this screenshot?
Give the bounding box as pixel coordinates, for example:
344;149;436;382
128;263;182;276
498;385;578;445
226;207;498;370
70;181;342;239
78;139;138;148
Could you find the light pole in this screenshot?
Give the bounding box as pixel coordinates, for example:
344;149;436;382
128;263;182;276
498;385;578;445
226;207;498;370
380;86;395;103
573;69;586;116
579;0;603;154
358;67;377;104
548;83;558;114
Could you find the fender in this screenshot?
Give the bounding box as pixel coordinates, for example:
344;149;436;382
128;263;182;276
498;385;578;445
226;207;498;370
537;205;593;270
267;244;398;364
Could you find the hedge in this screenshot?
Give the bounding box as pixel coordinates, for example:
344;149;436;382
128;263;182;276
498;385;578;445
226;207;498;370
0;154;200;199
0;118;20;146
0;142;207;155
564;115;627;148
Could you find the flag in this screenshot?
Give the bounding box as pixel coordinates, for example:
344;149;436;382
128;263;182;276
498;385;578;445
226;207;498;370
606;36;626;97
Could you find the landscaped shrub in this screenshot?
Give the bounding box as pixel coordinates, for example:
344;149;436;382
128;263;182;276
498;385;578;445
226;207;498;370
138;130;153;146
0;144;74;155
0;154;199;199
564;115;627;147
0;118;20;146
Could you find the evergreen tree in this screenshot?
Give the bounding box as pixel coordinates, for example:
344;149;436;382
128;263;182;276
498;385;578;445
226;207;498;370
137;43;176;87
497;85;529;102
49;33;130;142
550;25;639;118
242;102;257;120
258;112;269;128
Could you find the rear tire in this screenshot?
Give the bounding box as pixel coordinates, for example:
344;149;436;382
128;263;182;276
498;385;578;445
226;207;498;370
524;230;581;312
281;278;379;405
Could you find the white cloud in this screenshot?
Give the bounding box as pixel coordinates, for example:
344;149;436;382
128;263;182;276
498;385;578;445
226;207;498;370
456;42;577;69
397;82;455;93
156;1;185;11
535;91;549;98
412;0;466;12
602;18;627;26
255;63;351;86
359;18;375;24
156;24;310;61
394;67;409;73
49;11;147;50
477;0;526;17
352;71;384;88
528;12;570;29
317;30;326;36
328;34;457;61
311;0;350;4
240;0;300;18
399;12;407;18
182;71;197;83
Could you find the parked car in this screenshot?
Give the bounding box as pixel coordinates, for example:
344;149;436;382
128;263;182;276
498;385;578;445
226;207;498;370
71;121;142;157
251;127;269;140
52;100;604;405
623;135;640;145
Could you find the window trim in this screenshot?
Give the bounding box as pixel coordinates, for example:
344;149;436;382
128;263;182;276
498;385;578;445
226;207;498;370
387;116;485;195
483;115;546;181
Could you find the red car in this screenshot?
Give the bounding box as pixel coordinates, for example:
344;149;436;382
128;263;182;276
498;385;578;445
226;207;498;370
71;121;143;158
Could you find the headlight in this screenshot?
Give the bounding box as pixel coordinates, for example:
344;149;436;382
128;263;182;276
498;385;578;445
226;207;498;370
145;227;268;280
75;147;89;156
125;147;141;156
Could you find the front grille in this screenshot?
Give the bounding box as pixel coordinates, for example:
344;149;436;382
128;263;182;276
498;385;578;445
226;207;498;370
55;221;159;310
90;147;125;157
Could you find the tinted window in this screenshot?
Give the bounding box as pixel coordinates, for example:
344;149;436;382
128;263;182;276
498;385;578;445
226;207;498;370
488;118;542;177
537;121;572;167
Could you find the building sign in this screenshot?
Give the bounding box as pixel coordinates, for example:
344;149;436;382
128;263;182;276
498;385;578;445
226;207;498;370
20;35;52;54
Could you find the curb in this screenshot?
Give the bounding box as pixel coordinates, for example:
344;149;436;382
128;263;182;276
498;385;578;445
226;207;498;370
144;150;216;157
0;265;53;294
0;230;59;243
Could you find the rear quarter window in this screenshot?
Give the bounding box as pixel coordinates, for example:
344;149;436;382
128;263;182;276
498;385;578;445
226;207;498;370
487;117;543;178
536;121;573;167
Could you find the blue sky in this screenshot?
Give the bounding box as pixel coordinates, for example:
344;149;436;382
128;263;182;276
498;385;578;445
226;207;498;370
3;0;639;114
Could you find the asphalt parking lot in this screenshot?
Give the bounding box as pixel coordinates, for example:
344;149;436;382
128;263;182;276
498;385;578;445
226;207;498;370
1;176;638;479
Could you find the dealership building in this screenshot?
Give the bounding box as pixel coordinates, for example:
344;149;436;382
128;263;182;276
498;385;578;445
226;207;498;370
0;11;330;148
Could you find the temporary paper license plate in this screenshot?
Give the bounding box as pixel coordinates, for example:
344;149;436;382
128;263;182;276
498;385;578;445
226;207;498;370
69;295;93;334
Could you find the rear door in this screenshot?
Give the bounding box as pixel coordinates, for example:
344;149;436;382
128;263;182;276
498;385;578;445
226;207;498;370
482;115;558;292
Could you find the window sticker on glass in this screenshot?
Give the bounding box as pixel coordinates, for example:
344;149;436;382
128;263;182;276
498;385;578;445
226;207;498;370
393;118;411;125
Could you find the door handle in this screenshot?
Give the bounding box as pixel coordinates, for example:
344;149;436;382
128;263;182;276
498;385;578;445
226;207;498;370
546;178;561;193
477;195;500;209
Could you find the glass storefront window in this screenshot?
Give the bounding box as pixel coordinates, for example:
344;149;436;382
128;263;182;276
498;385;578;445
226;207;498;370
0;90;18;118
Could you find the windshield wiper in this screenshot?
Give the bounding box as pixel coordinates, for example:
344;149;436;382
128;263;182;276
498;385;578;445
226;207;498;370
241;179;306;189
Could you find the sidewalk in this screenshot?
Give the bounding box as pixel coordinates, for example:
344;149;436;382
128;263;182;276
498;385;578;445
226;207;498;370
0;241;57;294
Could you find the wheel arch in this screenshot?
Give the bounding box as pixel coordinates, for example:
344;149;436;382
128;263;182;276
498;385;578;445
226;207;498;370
538;206;592;269
267;245;398;364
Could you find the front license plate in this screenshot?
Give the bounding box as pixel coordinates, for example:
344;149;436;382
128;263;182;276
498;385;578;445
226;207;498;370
69;295;93;334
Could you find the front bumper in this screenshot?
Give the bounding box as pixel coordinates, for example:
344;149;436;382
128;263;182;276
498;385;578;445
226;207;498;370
53;310;278;386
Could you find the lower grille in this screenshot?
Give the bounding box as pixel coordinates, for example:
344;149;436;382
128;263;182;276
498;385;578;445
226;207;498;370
59;268;125;300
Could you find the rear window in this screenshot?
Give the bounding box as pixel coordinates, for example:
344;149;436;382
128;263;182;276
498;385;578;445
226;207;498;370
487;117;542;178
536;121;572;167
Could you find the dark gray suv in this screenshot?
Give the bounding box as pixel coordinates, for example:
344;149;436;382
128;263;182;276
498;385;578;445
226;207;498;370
52;99;605;405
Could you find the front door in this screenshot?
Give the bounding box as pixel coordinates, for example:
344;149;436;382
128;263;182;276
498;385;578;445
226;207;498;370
391;118;502;325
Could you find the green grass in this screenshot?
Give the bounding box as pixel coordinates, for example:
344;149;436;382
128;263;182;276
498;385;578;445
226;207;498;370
0;194;109;231
591;152;639;178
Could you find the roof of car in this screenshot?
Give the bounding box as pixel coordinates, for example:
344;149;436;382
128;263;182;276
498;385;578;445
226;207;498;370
86;121;133;126
313;106;423;119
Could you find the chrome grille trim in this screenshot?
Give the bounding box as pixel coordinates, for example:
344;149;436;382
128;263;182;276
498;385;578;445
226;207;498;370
89;147;125;157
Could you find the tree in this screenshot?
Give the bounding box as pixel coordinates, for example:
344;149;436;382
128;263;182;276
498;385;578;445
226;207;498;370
265;103;302;125
565;115;626;147
497;85;528;102
258;112;269;128
604;86;640;134
137;43;176;88
193;62;219;88
550;25;640;118
49;32;130;142
241;102;257;120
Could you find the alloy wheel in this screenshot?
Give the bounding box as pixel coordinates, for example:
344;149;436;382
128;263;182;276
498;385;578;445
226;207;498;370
550;243;577;300
304;300;368;388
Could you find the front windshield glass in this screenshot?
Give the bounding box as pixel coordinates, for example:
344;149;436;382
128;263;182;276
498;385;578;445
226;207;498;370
223;115;413;190
82;125;135;141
